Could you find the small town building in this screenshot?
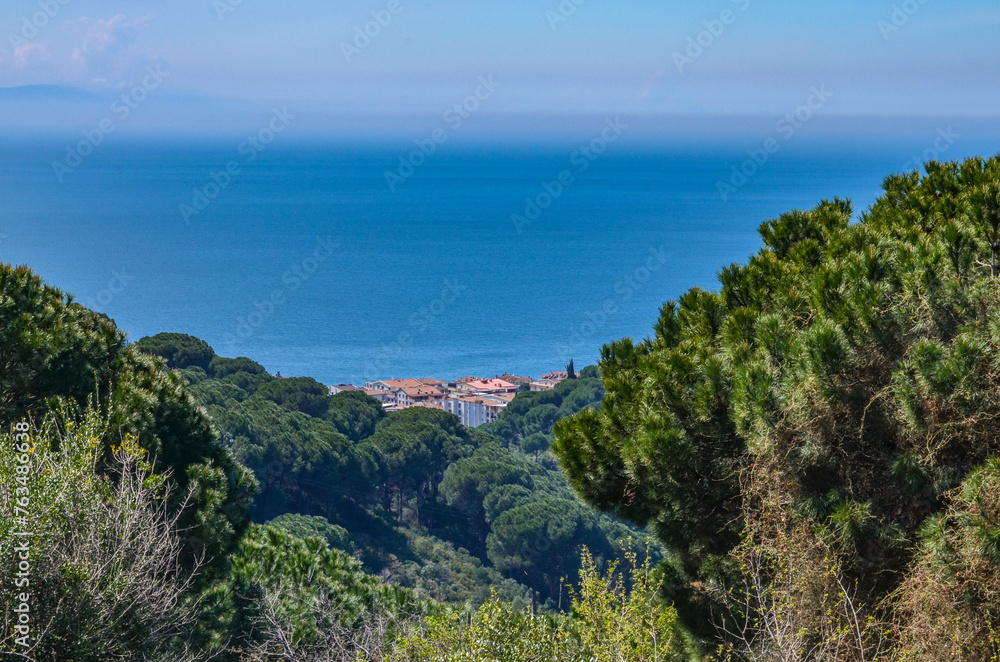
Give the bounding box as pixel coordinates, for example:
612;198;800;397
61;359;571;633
443;394;508;427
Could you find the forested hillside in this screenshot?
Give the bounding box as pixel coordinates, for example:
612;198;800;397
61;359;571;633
5;155;1000;660
0;263;678;661
131;332;657;612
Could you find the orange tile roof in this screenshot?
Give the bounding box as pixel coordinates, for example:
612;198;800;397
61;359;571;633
457;396;489;405
499;373;532;383
400;385;445;398
450;394;509;406
541;371;570;381
383;378;423;389
466;379;516;392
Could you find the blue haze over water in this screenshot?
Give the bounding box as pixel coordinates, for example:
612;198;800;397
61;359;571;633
2;130;997;385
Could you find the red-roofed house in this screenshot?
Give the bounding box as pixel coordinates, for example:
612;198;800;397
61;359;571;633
418;378;448;387
395;384;446;407
365;378;423;392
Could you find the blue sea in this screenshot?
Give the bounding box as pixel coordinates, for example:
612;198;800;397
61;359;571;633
2;124;997;385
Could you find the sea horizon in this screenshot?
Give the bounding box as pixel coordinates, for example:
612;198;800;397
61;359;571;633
4;125;999;385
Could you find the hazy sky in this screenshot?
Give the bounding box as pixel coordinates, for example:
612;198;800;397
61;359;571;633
2;0;999;131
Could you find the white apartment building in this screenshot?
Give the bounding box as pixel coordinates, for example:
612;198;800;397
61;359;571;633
444;395;507;428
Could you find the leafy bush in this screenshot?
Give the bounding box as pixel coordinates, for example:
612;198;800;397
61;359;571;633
392;547;683;662
0;410;201;661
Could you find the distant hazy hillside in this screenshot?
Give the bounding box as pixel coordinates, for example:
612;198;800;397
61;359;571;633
0;84;102;101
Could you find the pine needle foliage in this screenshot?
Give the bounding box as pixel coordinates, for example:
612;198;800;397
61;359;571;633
553;156;1000;657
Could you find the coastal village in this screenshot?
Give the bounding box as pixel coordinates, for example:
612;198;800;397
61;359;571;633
325;371;574;428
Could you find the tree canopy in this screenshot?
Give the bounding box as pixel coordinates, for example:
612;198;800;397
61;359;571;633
554;156;1000;655
133;332;216;370
0;266;255;570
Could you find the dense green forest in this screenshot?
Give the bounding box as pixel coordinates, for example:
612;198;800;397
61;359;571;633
4;155;1000;660
133;334;656;612
0;266;668;660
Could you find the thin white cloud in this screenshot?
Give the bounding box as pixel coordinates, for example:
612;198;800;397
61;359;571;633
13;42;49;69
0;13;157;90
65;14;156;85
